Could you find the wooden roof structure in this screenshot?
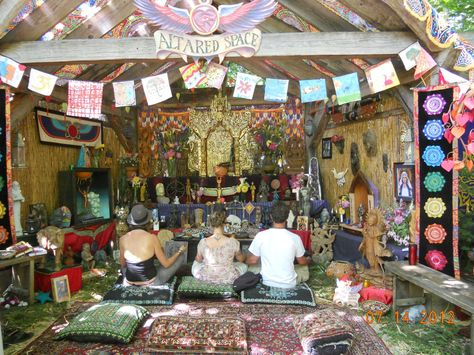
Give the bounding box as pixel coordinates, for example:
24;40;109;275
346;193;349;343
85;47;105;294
1;0;473;145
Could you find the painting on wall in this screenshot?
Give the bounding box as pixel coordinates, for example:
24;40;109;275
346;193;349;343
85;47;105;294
322;138;332;159
394;163;415;201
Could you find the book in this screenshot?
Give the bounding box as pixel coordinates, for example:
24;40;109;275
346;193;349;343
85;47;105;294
7;241;33;258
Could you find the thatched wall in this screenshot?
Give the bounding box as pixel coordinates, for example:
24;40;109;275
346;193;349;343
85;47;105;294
12;112;125;225
317;96;409;209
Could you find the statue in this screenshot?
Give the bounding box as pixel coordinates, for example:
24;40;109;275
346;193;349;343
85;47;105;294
257;179;269;202
359;209;392;274
81;243;95;271
307;157;322;200
194;208;204;226
299;187;311;217
250;182;256;202
12;181;25;236
320;208;330;225
358;203;366;226
185;178;192;203
36;226;65;271
155;183;170;204
63;246;75;266
287;209;295;229
140;180;147;202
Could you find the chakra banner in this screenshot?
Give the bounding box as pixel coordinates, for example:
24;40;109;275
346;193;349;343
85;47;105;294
112;81;136;107
333;73;361;105
36;108;103;148
0;88;14;246
0;56;26;88
299;79;327;103
233;73;260;100
67;80;104;120
264;78;289;103
28;68;58;96
142;74;172;106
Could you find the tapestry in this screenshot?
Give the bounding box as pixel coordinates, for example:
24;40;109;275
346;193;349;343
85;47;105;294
0;88;14;247
102;277;177;305
67;80;104;120
23;301;391;354
414;86;459;278
399;42;422;71
179;63;207;89
299;79;327;103
264;78;289;103
112;81;136;107
146;316;247;353
36;108;103;148
365;59;400;94
241;282;316;307
141;73;172;105
333;73;361;105
0;56;25;88
27;68;57;96
233;72;259;99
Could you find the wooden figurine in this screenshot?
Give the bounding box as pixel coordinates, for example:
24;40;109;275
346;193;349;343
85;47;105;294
81;243;95;271
63;246;75;266
250;182;256;202
359;209;392;274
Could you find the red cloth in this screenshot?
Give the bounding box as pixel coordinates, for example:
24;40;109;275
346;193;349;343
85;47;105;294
290;229;311;250
35;265;82;293
63;222;116;253
359;286;393;305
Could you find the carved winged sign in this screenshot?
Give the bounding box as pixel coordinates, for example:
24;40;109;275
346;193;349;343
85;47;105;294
135;0;276;62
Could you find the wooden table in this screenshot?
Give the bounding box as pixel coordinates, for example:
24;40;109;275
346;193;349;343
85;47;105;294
385;261;474;355
0;254;44;305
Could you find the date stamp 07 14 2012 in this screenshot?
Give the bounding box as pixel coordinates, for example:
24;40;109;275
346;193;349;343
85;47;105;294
365;310;456;325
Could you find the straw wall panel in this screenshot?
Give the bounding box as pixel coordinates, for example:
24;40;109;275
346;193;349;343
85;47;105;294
12;112;125;224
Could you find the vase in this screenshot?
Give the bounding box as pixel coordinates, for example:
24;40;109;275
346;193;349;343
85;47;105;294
262;155;277;174
167;158;177;178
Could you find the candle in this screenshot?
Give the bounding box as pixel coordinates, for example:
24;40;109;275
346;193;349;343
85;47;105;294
409;243;418;265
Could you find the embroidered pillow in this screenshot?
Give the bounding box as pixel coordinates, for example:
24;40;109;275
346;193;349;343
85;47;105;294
241;282;316;307
177;276;238;299
55;303;149;343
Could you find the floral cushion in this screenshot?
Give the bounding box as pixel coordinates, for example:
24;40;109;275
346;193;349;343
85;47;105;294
177;276;238;299
55;303;149;344
241;282;316;307
293;309;354;355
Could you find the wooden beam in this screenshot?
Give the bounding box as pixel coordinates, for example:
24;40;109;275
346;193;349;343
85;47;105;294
0;0;84;43
338;0;408;31
0;32;419;65
0;0;31;39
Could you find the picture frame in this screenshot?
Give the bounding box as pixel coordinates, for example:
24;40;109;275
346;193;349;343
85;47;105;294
321;138;332;159
393;163;415;201
51;275;71;303
296;216;309;231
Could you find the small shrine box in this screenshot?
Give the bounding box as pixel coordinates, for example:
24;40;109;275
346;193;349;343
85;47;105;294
35;265;83;293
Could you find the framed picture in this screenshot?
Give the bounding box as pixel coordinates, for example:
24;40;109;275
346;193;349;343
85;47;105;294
296;216;309;231
321;138;332;159
393;163;415;201
51;275;71;303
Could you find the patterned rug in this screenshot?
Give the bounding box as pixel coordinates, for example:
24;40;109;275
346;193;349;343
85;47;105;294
102;277;176;305
23;301;392;354
241;282;316;307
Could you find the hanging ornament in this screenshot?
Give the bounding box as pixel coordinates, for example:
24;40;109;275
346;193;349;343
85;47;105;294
176;92;181;101
125;106;131;113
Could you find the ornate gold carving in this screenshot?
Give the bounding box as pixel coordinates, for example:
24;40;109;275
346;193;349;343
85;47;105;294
188;92;254;176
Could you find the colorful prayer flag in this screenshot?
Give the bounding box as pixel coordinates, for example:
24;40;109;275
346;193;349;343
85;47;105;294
365;59;400;94
233;72;259;99
414;48;437;80
202;62;228;89
264;78;289;102
67;80;104;119
399;42;422;71
112;81;136;107
299;79;327;103
179;63;207;89
0;55;25;88
332;73;361;105
141;73;172;106
28;68;57;96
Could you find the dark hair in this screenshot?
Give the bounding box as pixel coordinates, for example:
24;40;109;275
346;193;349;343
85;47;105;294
208;210;226;228
270;201;289;224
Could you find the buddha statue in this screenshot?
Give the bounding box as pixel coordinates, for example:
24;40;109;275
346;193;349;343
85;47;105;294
155;183;170;204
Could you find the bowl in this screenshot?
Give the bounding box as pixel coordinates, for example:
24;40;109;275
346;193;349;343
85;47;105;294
0;250;16;260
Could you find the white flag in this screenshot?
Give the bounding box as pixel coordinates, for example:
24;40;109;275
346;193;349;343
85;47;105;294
28;68;57;96
233;72;259;99
112;81;136;107
141;74;172;106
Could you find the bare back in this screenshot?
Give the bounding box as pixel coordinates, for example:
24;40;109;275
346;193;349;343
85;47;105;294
120;229;156;263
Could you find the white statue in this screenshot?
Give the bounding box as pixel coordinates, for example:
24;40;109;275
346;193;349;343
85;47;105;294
155;183;170;204
287;209;295;229
12;181;25;236
331;168;348;187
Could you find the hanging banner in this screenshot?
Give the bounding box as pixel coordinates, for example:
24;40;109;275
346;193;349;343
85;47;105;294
202;62;228;89
0;56;26;88
179;63;207;89
142;73;172;106
233;72;259;100
299;79;327;103
28;68;58;96
365;59;400;94
264;78;289;102
333;73;361;105
414;48;437;80
112;81;136;107
67;80;104;120
399;42;422;71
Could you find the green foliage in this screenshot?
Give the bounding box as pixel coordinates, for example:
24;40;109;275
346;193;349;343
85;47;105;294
430;0;474;31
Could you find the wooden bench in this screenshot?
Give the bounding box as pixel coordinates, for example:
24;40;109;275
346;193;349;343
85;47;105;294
385;261;474;354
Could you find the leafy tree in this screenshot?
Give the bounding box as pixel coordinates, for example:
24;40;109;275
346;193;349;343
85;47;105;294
430;0;474;31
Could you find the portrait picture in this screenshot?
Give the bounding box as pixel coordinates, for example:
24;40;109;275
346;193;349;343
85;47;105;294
322;137;332;159
394;163;415;201
296;216;309;231
51;275;71;303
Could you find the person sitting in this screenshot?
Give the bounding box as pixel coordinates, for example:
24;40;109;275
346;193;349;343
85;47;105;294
192;210;247;284
119;204;186;286
247;201;310;288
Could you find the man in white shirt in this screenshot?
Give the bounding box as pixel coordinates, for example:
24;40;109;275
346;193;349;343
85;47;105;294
247;201;309;288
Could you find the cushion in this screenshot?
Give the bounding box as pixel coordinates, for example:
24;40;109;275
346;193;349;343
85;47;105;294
146;316;247;354
241;282;316;307
359;286;393;305
177;276;238;299
102;277;176;305
293;309;354;355
55;303;149;344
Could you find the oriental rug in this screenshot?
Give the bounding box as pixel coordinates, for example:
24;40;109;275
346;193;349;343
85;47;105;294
23;301;392;355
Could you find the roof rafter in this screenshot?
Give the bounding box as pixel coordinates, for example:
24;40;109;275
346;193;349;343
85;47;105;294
0;0;32;38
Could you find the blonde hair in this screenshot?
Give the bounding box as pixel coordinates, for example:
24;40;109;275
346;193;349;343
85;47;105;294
208;211;226;228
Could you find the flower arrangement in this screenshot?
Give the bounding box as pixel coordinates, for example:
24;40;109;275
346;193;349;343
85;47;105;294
118;153;138;167
383;202;412;247
336;194;350;217
157;128;189;161
253;120;284;159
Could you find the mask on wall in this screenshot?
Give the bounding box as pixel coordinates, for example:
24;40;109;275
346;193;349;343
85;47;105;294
383;153;389;173
362;129;377;157
350;143;360;175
